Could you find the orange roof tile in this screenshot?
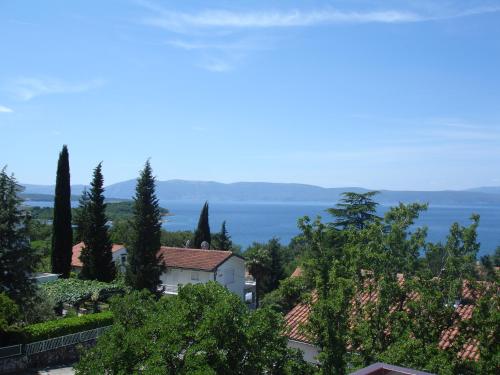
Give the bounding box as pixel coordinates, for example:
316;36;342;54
158;246;235;271
285;276;490;361
71;241;125;268
291;267;303;278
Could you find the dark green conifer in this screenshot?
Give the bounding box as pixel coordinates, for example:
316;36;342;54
79;163;115;282
213;220;232;251
74;188;90;244
51;145;73;278
193;201;211;249
0;168;37;305
125;161;163;292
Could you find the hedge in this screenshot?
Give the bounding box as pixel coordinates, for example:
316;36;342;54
2;311;113;345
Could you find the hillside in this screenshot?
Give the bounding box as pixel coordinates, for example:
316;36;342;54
28;201;169;222
21;180;500;206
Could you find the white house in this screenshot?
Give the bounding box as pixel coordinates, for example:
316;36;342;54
71;242;128;272
71;242;250;301
157;246;246;300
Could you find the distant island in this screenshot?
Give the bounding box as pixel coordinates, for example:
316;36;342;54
21;180;500;206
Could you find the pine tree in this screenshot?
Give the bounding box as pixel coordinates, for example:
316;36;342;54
125;161;163;292
79;163;115;282
213;220;232;250
193;201;211;249
74;188;90;243
328;191;381;230
0;168;37;305
51;145;73;278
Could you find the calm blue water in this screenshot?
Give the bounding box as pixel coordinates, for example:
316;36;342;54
25;200;500;257
160;201;500;257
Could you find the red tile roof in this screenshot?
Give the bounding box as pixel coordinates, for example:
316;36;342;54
285;292;317;343
71;242;125;268
158;246;234;272
284;278;489;361
291;267;303;278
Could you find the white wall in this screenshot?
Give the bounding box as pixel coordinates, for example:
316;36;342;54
215;256;246;299
160;268;214;287
287;340;320;364
112;248;128;272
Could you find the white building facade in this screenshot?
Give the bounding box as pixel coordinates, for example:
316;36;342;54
158;247;246;300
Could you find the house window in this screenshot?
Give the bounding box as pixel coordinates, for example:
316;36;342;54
120;254;127;265
191;271;199;281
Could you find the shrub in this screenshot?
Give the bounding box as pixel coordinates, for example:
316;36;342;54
7;311;113;344
0;293;20;330
41;278;126;307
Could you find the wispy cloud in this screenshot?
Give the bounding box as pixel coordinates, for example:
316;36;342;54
0;105;13;113
7;77;104;101
137;1;500;72
141;5;500;32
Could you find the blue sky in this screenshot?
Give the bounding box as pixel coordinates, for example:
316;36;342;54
1;0;500;190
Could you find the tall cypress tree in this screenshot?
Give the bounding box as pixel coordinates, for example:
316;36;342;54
51;145;73;278
193;201;211;249
0;168;37;305
79;163;115;282
125;161;163;292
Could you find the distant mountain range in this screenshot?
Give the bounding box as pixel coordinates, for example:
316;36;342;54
20;180;500;206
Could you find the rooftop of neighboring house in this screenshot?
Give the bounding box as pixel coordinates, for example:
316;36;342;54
71;242;241;272
284;267;486;361
158;246;239;272
350;362;434;375
71;242;126;268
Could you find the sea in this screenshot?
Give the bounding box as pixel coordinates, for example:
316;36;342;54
25;200;500;257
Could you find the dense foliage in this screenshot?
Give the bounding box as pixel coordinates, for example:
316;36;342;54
296;194;499;374
0;293;20;332
41;279;126;307
13;311;113;343
51;145;73;278
125;161;163;292
160;230;193;248
29;201;169;223
76;283;314;374
246;238;287;305
212;220;233;250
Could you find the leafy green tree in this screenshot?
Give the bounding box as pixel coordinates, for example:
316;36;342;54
348;203;428;369
51;145;73;278
161;230;194;248
75;283;314;375
125;161;163;293
212;220;232;250
327;191;380;230
0;168;38;305
0;293;20;332
79;163;115;282
460;284;500;374
299;216;354;375
260;275;308;314
109;219;133;245
193;201;211;249
246;238;286;305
